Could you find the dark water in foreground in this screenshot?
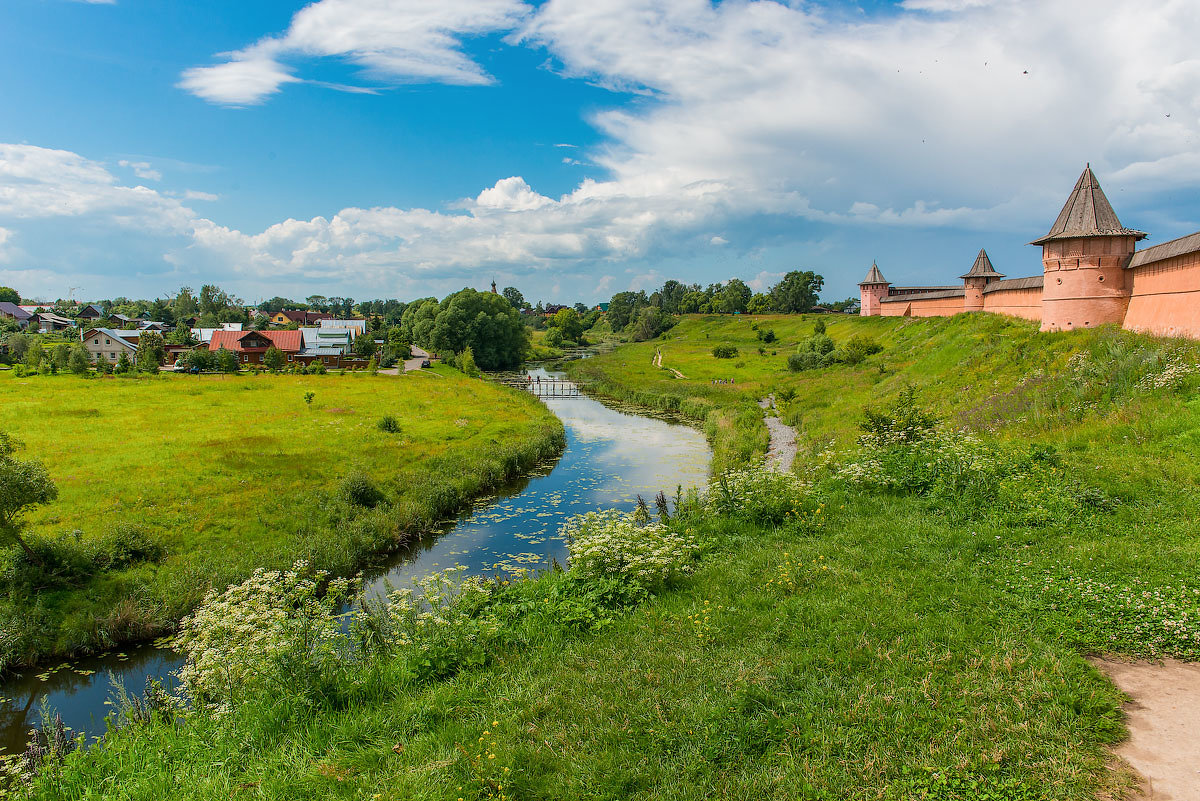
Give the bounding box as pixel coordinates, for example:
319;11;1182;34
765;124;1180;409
0;367;711;754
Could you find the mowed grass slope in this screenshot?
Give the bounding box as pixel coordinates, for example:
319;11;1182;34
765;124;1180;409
0;369;564;666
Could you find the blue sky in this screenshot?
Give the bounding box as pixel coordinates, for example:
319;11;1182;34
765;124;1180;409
2;0;1198;306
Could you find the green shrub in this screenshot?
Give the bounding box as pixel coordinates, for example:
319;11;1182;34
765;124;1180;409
712;344;739;359
788;352;823;372
339;472;384;508
377;415;401;433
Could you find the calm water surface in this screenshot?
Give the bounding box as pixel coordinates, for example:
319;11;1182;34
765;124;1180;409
0;367;710;754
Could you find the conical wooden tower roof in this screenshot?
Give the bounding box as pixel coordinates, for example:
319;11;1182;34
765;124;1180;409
1030;165;1146;245
960;248;1004;279
858;261;889;285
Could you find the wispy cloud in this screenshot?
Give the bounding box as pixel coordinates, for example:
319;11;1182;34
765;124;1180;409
180;0;530;106
118;160;162;181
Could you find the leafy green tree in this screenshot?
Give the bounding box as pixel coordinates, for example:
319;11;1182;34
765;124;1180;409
658;280;687;315
366;357;378;375
543;327;564;348
263;346;285;372
0;287;18;304
427;289;529;371
631;307;673;342
172;287;199;321
215;346;239;373
114;352;132;374
501;286;525;309
23;342;42;370
606;291;647;330
354;335;377;360
135;331;166;372
0;432;57;561
769;270;824;313
717;279;751;314
179;348;215;372
747;293;772;315
68;344;90;375
459;346;479;377
678;291;708;314
551;308;584;342
95;353;113;375
167;326;198;346
51;343;70;371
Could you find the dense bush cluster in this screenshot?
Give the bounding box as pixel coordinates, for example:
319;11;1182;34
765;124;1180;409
711;344;739;359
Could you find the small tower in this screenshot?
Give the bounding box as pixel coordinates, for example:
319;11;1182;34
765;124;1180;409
490;278;498;294
960;248;1004;312
1032;165;1146;332
858;261;890;316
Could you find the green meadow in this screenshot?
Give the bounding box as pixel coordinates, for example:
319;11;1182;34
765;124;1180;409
0;368;564;669
22;313;1200;800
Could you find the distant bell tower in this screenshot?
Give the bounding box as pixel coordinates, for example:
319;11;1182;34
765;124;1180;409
858;261;890;316
960;248;1004;312
1032;165;1146;332
491;279;498;294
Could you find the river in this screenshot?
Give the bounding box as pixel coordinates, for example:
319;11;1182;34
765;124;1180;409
0;366;711;755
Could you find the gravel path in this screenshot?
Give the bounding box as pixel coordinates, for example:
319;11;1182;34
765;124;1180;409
1092;657;1200;799
759;395;797;473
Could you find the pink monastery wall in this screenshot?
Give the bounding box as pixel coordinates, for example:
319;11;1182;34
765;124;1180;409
1124;250;1200;339
880;295;965;317
859;167;1200;338
981;287;1042;321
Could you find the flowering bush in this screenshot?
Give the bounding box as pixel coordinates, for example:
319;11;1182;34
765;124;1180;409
174;562;357;709
356;567;503;680
1136;354;1199;391
563;510;699;590
704;467;810;525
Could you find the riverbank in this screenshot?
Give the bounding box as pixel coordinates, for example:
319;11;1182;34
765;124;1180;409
0;368;564;673
13;316;1200;799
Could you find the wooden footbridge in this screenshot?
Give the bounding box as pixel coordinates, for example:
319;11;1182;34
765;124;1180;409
489;376;588;398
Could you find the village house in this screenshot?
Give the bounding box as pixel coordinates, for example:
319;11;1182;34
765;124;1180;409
318;319;368;336
207;329;303;365
75;304;105;322
270;310;334;327
0;302;33;328
81;328;141;365
33;312;75;332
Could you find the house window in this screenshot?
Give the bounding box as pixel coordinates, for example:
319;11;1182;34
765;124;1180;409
287;355;293;361
109;353;116;359
105;339;110;345
93;339;99;345
242;355;248;362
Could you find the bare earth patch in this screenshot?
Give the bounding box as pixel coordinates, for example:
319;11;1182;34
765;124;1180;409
1092;657;1200;800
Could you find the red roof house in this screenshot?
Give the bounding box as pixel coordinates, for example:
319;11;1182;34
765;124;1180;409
208;330;303;365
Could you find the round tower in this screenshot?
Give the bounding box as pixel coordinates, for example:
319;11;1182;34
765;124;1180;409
1033;165;1145;332
858;261;890;317
960;248;1003;312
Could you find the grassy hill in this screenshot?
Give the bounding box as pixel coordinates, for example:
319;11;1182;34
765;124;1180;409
0;369;563;669
19;314;1200;800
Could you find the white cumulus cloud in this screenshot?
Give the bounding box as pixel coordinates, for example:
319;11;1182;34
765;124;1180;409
180;0;530;105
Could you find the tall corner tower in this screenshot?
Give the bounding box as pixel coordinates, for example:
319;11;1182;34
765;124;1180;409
960;248;1004;312
858;261;890;316
1032;165;1146;332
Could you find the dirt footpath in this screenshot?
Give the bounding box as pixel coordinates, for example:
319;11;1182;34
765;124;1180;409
1092;657;1200;800
758;395;797;473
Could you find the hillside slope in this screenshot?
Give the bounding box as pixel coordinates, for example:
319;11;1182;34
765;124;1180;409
22;315;1200;801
